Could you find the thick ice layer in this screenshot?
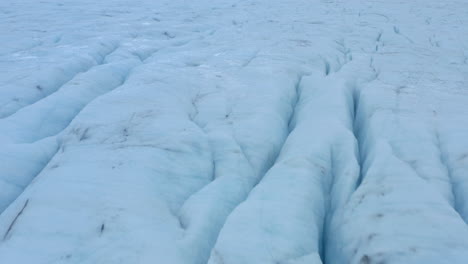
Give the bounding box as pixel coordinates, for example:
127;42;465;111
1;0;468;263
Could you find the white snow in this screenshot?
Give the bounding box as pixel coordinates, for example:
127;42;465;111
1;0;468;263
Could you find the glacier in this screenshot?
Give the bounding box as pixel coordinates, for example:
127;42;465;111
1;0;468;263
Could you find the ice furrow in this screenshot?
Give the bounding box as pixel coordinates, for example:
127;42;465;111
327;80;468;264
175;67;301;264
0;137;59;214
350;54;458;207
434;130;464;222
0;40;120;118
208;73;361;264
433;122;468;224
321;79;364;264
0;52;141;215
286;74;304;132
0;52;139;144
0;53;219;261
3;199;28;241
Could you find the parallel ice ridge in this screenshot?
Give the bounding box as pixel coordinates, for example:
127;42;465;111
1;0;468;263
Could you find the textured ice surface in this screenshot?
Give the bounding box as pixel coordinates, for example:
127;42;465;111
1;0;468;263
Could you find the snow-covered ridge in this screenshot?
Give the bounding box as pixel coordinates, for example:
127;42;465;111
1;0;468;263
